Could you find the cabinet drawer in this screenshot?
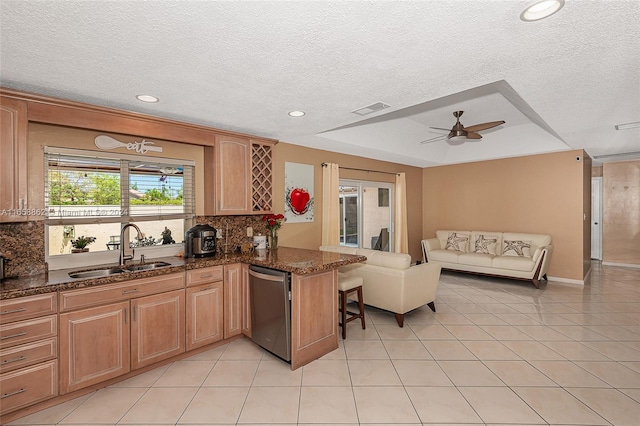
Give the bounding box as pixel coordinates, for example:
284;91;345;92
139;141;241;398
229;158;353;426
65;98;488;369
0;360;57;415
186;266;223;286
0;293;57;324
0;315;57;349
60;272;185;312
0;337;57;373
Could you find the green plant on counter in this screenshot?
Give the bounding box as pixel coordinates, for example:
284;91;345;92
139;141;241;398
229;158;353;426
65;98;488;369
70;235;96;249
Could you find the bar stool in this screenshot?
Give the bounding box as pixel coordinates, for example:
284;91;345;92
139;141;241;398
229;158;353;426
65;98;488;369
338;273;365;339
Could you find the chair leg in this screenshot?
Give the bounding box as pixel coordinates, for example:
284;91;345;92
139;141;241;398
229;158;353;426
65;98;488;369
340;290;347;339
357;286;365;330
427;301;436;312
395;313;404;327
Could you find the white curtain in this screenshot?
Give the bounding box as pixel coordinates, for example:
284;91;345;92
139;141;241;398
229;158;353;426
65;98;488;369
394;172;408;253
321;163;340;245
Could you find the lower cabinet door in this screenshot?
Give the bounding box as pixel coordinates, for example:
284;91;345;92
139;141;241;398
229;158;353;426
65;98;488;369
224;264;242;339
0;359;57;415
131;289;185;370
241;264;251;337
186;282;223;351
59;301;130;394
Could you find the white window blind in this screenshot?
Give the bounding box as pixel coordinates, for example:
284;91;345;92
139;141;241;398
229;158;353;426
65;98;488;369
44;148;195;225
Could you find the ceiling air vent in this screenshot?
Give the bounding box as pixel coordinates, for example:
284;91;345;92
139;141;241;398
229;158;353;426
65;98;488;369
352;102;390;116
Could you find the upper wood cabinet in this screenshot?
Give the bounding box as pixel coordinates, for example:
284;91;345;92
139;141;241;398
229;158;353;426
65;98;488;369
214;135;251;215
0;96;28;222
205;136;275;216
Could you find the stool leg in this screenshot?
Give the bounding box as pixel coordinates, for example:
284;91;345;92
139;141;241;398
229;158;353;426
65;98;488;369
340;290;347;339
357;286;365;330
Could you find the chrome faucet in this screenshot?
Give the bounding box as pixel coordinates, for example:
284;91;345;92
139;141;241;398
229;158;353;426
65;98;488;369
120;223;143;267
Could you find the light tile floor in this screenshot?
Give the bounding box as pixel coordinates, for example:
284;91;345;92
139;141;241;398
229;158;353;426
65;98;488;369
9;261;640;425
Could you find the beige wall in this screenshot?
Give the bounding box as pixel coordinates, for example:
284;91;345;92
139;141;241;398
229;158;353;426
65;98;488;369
27;123;206;215
273;142;424;261
602;160;640;265
422;149;588;281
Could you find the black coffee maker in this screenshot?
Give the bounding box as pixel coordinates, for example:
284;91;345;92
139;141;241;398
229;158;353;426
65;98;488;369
185;224;217;257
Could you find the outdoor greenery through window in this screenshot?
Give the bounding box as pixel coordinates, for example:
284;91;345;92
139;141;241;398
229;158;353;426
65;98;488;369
45;147;194;256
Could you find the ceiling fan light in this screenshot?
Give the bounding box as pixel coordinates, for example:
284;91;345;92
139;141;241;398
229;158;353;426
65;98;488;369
447;135;467;145
520;0;564;22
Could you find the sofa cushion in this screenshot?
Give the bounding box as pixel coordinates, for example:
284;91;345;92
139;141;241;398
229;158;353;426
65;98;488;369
355;248;411;270
444;232;470;252
472;234;500;255
493;255;535;272
502;240;532;257
459;252;495;267
503;232;551;256
428;249;461;263
436;230;470;252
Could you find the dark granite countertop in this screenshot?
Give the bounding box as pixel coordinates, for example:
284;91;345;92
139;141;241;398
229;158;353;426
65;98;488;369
0;247;366;300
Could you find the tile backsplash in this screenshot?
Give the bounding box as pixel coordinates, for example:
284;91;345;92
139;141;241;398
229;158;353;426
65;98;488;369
0;216;273;278
0;221;46;278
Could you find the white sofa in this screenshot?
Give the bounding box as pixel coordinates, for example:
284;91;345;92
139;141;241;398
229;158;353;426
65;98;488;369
320;245;442;327
422;230;553;288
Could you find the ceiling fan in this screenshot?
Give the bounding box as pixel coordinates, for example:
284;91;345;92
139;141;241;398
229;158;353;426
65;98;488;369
421;111;505;144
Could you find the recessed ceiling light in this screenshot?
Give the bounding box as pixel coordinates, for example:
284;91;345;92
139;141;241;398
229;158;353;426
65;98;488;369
288;110;306;117
520;0;565;22
615;121;640;131
136;94;159;103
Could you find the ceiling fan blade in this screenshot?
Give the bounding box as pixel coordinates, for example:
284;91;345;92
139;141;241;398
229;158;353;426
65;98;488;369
466;132;482;139
429;126;453;131
420;135;446;144
463;120;505;132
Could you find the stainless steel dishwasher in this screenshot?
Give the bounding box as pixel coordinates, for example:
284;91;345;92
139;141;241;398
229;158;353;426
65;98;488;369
248;265;291;362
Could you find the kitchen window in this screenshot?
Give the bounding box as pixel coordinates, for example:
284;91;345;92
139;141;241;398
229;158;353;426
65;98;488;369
44;147;195;264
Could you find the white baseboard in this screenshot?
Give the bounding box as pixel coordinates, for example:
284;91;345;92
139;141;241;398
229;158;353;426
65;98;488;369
602;261;640;269
547;275;585;286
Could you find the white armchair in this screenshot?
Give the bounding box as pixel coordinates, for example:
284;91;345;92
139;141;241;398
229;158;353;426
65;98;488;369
320;246;441;327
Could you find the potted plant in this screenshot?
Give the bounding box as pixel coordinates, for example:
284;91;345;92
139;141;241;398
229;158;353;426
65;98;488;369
71;235;96;253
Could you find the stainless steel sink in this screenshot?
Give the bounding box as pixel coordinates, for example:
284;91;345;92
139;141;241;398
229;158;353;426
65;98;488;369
123;261;172;271
69;267;126;279
69;261;173;279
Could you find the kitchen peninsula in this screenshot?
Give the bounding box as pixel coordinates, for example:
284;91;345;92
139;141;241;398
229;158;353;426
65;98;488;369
0;247;366;421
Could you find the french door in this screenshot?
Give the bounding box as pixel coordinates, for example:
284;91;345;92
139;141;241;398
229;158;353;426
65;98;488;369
339;180;393;251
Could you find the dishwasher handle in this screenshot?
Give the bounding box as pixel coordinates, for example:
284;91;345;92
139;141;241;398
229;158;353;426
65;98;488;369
249;269;285;282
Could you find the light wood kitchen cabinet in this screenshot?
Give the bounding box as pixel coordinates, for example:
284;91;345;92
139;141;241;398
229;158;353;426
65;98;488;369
205;137;275;215
241;264;251;337
186;267;224;351
290;269;338;370
224;264;242;339
214;135;251;215
131;289;185;370
59;301;130;394
0;293;58;415
186;282;224;351
0;96;28;222
58;273;185;393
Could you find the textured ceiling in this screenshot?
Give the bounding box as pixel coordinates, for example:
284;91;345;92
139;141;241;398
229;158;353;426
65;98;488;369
1;1;639;167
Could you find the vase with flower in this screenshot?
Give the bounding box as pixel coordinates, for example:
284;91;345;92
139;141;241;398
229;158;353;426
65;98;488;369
262;213;284;250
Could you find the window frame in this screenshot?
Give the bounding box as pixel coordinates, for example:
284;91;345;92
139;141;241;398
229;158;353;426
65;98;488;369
44;146;195;270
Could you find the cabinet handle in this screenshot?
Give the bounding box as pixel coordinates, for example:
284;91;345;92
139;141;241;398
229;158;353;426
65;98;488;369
200;286;213;292
122;289;139;295
2;388;26;399
0;308;26;315
0;331;27;340
1;355;26;365
124;308;128;324
199;274;214;279
133;306;137;321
